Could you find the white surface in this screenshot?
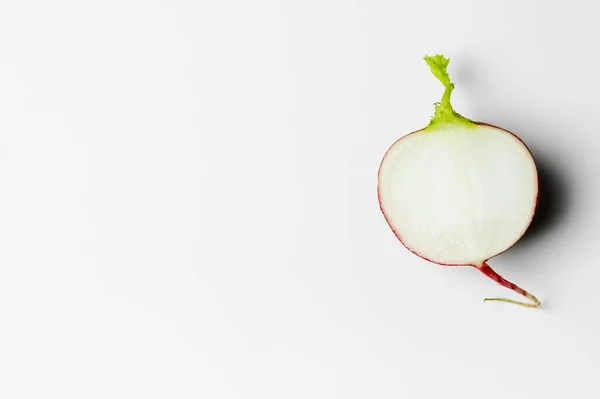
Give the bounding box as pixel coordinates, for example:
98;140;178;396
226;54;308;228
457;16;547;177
378;124;538;265
0;1;597;398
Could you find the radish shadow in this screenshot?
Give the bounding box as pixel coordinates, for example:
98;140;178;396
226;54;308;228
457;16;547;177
452;55;572;249
440;54;574;309
518;155;570;246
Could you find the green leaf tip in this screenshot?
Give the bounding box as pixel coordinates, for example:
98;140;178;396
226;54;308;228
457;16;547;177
424;55;453;95
423;54;475;130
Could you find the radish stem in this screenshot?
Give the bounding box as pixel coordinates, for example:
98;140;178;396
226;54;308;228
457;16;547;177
423;55;476;130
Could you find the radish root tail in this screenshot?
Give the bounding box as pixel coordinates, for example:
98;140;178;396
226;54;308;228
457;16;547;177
478;262;541;308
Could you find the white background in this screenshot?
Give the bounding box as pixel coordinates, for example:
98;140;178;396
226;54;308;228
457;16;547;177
0;1;597;398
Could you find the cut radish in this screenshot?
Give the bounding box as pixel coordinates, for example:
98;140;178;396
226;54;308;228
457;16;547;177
378;55;540;308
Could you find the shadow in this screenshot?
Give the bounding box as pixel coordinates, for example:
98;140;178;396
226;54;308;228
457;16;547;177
518;155;570;247
451;55;572;249
444;55;575;310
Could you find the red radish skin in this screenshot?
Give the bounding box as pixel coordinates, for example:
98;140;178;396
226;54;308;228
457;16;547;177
378;55;541;308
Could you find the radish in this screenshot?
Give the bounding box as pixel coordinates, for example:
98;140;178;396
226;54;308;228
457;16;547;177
378;55;540;308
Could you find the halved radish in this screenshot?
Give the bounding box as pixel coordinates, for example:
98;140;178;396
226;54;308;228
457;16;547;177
378;55;540;308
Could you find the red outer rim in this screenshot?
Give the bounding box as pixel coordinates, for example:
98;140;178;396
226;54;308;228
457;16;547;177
377;121;540;268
